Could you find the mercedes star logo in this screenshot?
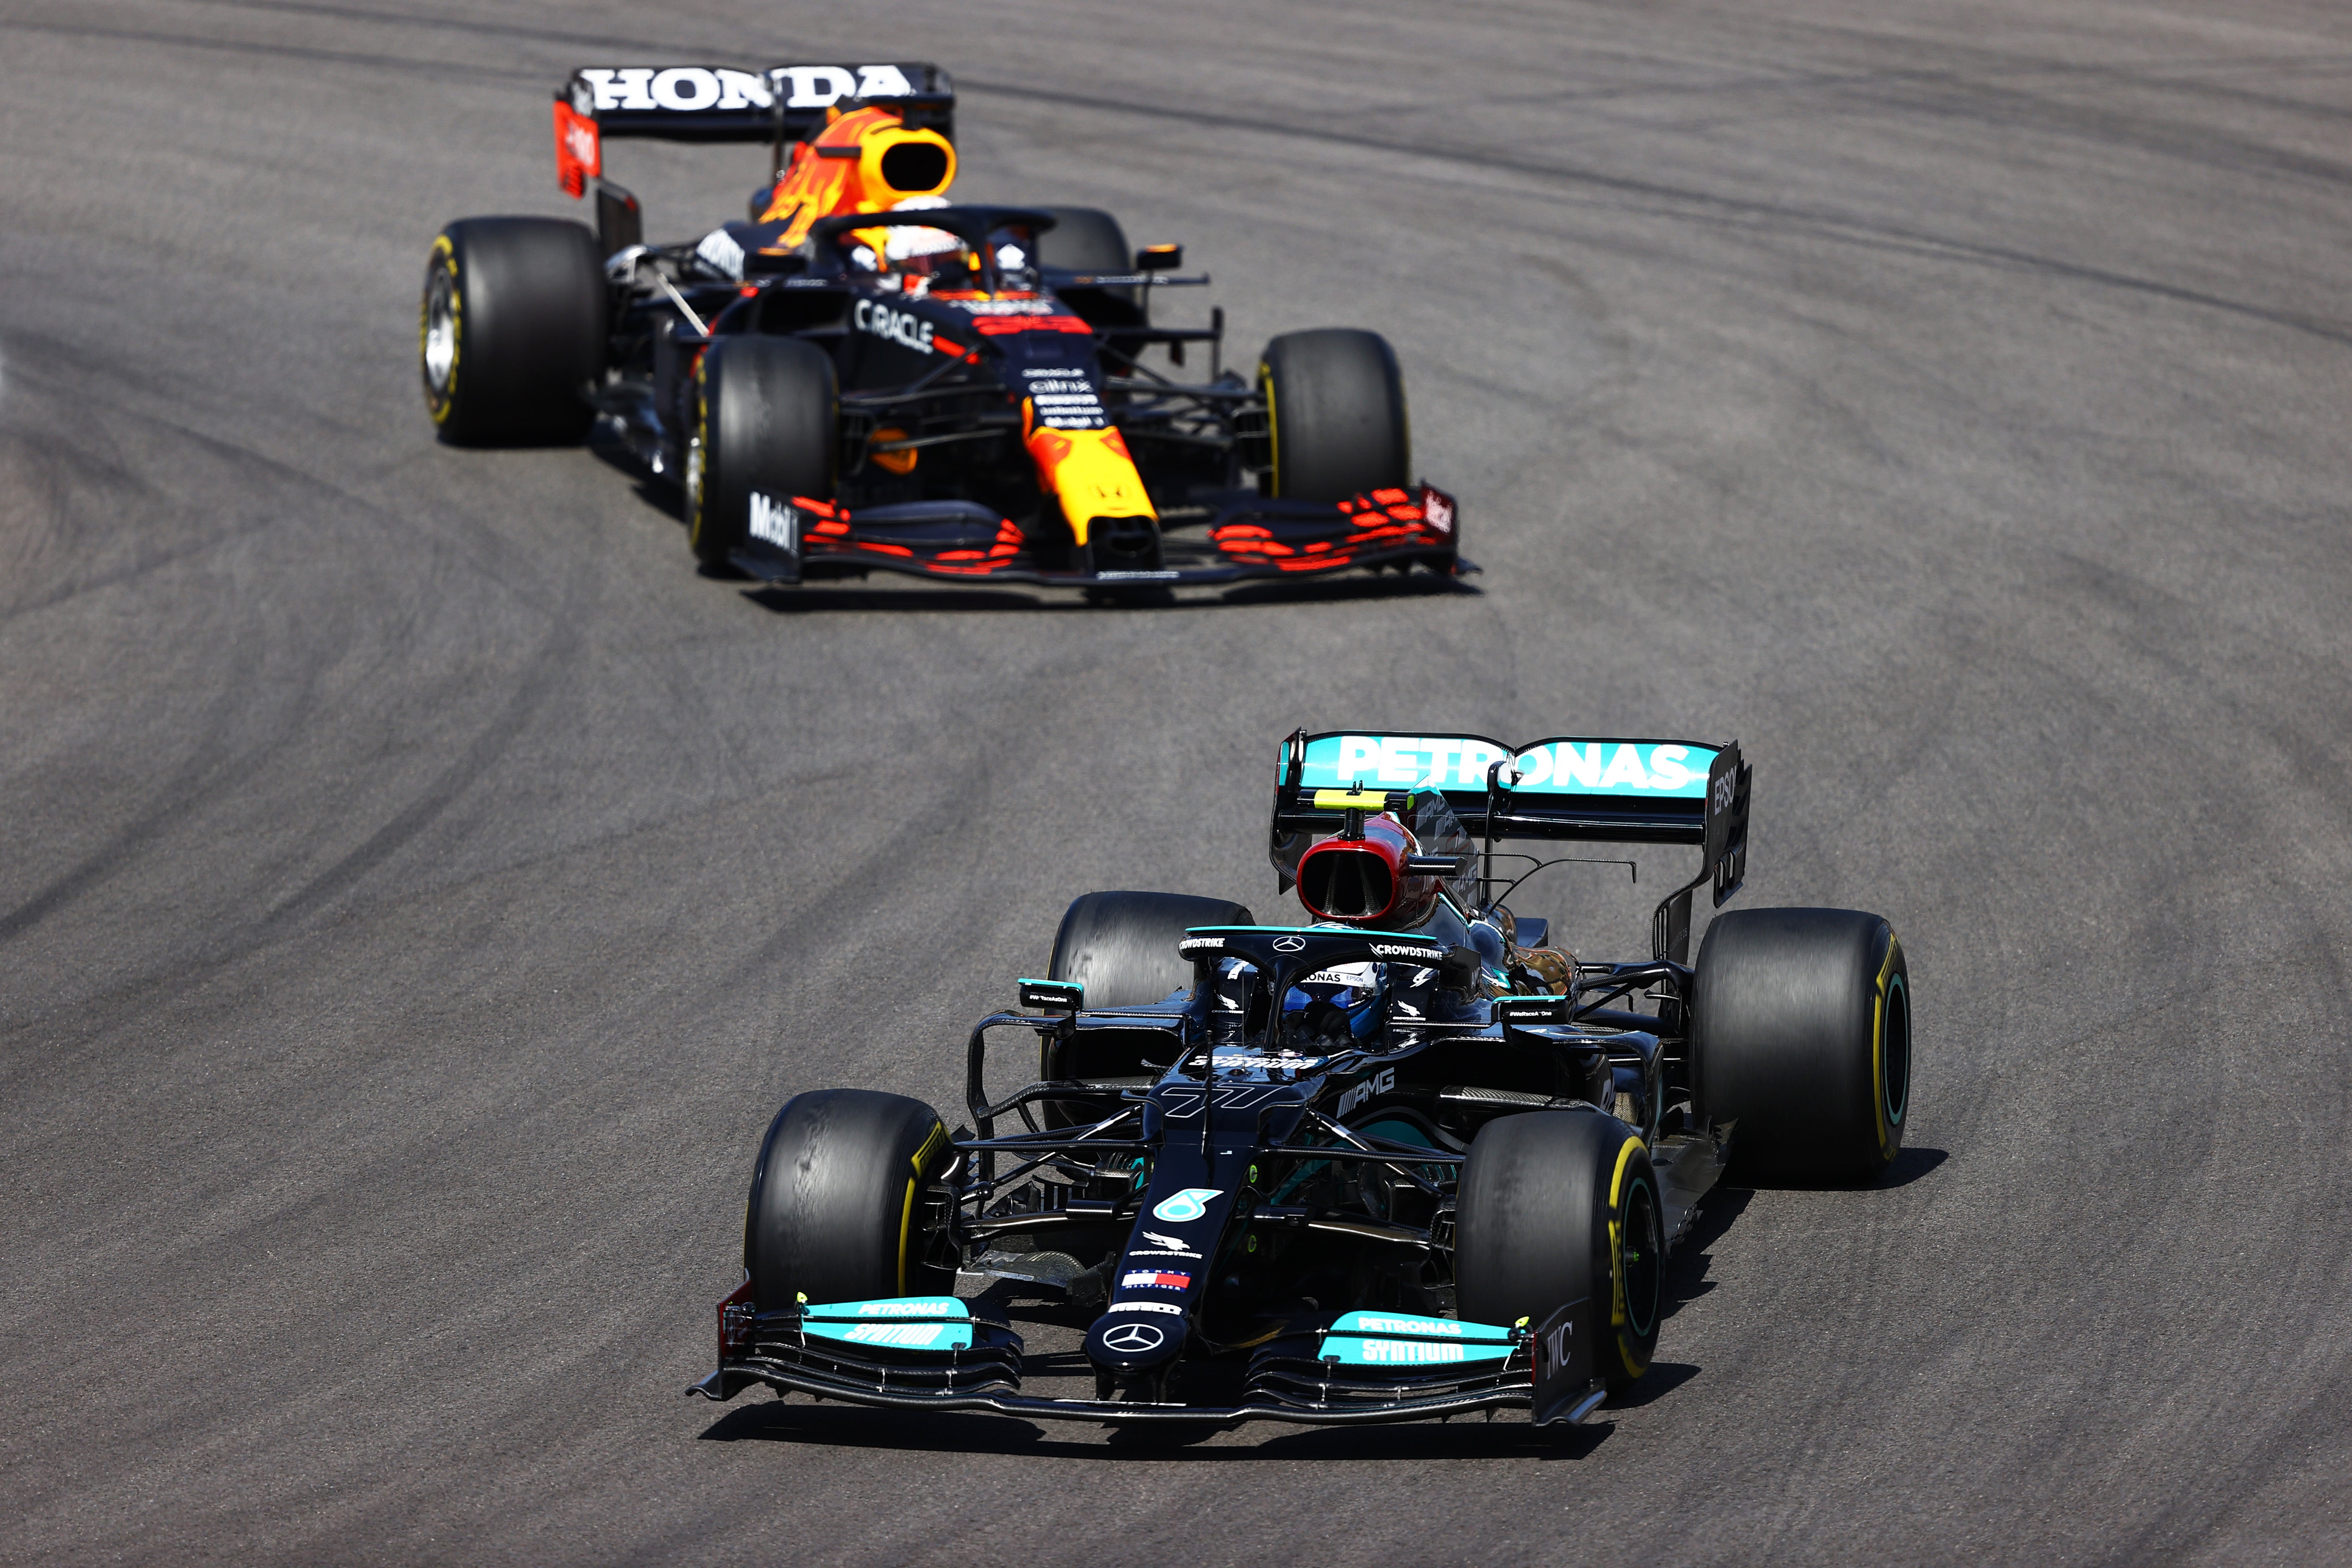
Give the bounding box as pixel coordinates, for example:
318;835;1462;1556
1102;1321;1166;1354
1272;935;1307;952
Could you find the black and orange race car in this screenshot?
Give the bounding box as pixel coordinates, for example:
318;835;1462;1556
419;61;1467;592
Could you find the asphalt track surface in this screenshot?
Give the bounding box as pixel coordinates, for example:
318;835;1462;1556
6;1;2352;1562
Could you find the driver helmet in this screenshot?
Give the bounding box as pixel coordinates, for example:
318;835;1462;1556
862;195;972;292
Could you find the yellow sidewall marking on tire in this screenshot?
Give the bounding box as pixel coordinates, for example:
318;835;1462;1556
1607;1133;1650;1376
896;1122;947;1295
896;1177;916;1296
1871;933;1903;1161
1259;363;1281;498
423;236;459;425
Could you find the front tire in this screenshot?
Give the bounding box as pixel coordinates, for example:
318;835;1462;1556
1034;207;1139;325
1455;1109;1662;1395
687;335;838;572
1041;891;1254;1127
1258;328;1410;504
744;1089;953;1309
420;217;605;446
1691;907;1911;1182
1047;890;1256;1009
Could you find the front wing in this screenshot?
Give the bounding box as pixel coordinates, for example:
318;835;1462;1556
688;1295;1606;1430
690;1358;1569;1427
727;484;1473;590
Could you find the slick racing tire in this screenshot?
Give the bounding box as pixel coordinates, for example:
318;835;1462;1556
1034;207;1139;323
686;335;837;572
1047;890;1256;1009
1455;1109;1662;1397
744;1089;954;1309
1258;328;1411;505
420;217;605;446
1691;908;1911;1182
1041;891;1253;1128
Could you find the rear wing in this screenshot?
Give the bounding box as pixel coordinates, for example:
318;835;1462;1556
1270;729;1753;925
552;61;952;195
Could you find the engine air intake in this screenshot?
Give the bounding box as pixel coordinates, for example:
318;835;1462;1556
878;139;951;195
1299;844;1396;920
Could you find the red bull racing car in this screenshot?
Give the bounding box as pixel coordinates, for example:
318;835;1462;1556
691;730;1914;1431
420;61;1466;591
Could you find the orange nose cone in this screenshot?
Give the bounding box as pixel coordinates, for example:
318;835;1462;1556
1025;424;1155;548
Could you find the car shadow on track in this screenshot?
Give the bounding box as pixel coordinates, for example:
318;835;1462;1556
1660;1183;1747;1327
1655;1147;1948;1323
1721;1145;1951;1195
1873;1143;1950;1187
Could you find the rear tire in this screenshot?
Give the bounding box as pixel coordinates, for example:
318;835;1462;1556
1691;908;1911;1182
1035;207;1138;324
1047;890;1256;1009
744;1090;953;1310
1259;328;1410;504
686;335;837;571
1455;1109;1661;1395
420;217;605;446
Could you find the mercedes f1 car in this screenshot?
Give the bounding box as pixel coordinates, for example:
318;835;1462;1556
420;61;1466;592
690;729;1913;1431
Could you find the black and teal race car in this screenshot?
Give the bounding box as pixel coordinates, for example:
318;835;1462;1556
690;729;1911;1429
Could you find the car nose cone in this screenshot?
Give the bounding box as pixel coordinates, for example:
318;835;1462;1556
1087;1311;1186;1374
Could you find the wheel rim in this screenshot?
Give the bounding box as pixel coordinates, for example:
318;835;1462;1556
1881;974;1911;1127
422;273;457;394
1620;1176;1662;1340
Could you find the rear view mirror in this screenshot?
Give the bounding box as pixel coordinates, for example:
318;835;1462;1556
596;182;642;259
1496;992;1571;1048
1438;946;1484;992
1135;244;1182;272
1019;978;1084;1014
